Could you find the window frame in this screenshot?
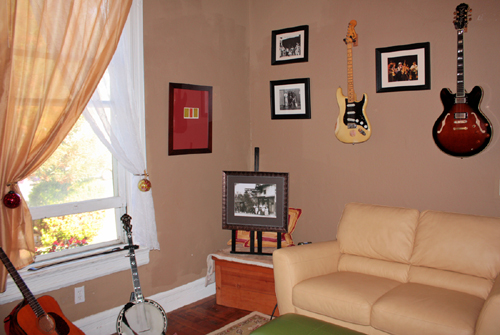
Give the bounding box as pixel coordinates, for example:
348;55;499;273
31;160;127;262
0;0;148;305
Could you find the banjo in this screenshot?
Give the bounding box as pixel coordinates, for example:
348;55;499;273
116;214;167;335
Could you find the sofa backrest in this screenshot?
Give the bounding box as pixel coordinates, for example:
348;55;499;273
410;210;500;299
336;203;420;282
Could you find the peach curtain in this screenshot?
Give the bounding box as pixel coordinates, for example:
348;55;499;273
0;0;132;292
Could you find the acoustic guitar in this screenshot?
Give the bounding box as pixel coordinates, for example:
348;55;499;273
432;3;492;157
335;20;371;144
0;247;84;335
116;214;167;335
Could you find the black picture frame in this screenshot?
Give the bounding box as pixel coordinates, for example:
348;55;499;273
270;78;311;120
271;25;309;65
222;171;289;233
376;42;430;93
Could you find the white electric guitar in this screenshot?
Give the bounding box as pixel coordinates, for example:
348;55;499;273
116;214;167;335
335;20;371;144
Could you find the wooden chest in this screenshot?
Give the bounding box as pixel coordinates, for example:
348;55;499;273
214;258;279;316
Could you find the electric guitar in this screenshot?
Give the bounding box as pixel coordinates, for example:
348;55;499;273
116;214;167;335
432;3;492;157
335;20;371;144
0;247;85;335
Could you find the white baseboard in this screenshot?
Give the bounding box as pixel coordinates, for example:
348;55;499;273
74;278;216;335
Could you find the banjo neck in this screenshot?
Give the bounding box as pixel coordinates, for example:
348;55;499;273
122;214;144;303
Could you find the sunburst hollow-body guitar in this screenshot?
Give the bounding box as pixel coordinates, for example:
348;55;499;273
0;247;85;335
335;20;371;144
432;3;492;157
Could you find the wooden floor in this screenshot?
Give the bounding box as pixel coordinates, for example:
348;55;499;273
166;295;252;335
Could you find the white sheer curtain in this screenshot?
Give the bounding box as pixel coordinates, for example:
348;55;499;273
83;3;159;250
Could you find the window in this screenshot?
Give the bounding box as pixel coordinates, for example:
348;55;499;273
1;0;149;305
21;106;125;260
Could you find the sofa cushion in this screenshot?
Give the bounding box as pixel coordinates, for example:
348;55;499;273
337;203;419;264
371;283;485;335
409;266;493;299
339;254;410;283
292;272;401;326
411;210;500;281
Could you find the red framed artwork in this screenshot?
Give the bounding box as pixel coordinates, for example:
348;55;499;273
168;83;213;155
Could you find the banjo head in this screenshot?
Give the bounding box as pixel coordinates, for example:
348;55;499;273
117;299;167;335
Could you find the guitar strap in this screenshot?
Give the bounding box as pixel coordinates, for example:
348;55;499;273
3;301;26;335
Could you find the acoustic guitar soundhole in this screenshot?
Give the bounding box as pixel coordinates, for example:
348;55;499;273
48;312;70;335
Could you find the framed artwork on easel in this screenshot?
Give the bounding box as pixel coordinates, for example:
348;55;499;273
222;171;289;234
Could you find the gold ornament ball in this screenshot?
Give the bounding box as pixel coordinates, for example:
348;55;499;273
138;179;152;192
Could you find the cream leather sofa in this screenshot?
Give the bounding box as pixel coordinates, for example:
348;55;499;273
273;203;500;335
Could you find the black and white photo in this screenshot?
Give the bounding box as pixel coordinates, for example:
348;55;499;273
234;183;277;218
270;78;311;119
272;25;309;65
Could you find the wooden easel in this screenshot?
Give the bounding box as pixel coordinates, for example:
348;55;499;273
230;147;282;256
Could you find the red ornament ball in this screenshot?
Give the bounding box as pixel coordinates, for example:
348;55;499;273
138;179;152;192
3;191;21;209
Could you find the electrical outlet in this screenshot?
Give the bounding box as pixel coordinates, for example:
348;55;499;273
75;286;85;304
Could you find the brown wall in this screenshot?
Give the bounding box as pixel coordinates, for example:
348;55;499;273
249;0;500;243
1;0;500;329
0;0;252;328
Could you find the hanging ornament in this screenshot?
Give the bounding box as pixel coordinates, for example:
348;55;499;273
3;191;21;209
137;170;152;192
138;178;152;192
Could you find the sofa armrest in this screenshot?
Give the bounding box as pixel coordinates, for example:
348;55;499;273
272;240;341;314
475;275;500;335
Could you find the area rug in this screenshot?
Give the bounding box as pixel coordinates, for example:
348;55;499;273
206;311;270;335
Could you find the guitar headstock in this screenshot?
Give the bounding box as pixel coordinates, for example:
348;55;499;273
343;20;358;46
454;3;472;32
121;213;132;234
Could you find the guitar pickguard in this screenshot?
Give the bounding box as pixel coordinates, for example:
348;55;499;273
48;312;71;335
343;96;369;132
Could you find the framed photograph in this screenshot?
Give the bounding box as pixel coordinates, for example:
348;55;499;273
168;83;212;155
270;78;311;119
376;42;430;93
222;171;289;233
271;25;309;65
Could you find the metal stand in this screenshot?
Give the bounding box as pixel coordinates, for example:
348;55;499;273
230;147;282;256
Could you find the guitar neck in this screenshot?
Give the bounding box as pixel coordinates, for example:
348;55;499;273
0;248;45;317
456;29;466;101
346;42;356;102
126;234;144;303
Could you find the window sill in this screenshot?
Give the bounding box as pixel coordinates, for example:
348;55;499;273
0;245;149;305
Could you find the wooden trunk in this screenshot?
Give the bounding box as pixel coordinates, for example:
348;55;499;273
214;258;279;316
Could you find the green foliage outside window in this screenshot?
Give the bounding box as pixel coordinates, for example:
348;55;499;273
25;116;114;255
